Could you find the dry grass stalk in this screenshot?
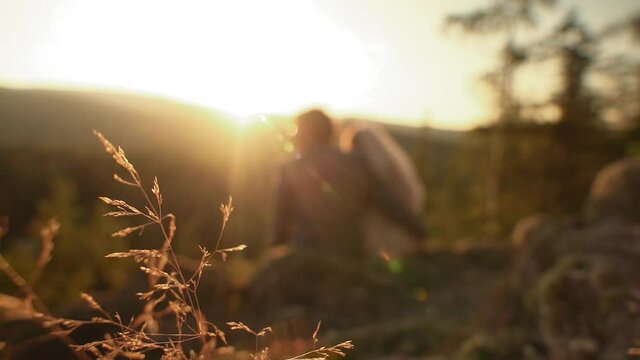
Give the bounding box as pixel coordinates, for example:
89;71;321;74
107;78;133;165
0;216;8;240
0;131;352;360
30;218;59;284
0;219;91;360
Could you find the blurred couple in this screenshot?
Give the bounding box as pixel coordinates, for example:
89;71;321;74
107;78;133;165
273;109;427;261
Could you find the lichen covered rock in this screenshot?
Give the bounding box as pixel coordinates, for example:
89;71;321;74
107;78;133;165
461;157;640;360
586;157;640;222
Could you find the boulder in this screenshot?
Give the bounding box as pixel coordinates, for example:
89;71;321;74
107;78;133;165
586;157;640;222
477;157;640;360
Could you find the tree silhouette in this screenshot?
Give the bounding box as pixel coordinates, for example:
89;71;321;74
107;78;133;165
446;0;555;237
596;11;640;130
520;11;637;211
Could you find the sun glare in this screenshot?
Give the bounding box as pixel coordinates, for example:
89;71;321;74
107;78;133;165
228;113;267;128
0;0;500;128
34;0;382;125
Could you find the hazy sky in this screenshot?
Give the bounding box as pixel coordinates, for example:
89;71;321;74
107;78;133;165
1;0;640;129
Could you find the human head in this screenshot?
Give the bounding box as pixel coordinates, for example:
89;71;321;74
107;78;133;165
294;109;334;152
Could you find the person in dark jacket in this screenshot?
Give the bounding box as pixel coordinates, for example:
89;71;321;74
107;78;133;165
273;109;426;259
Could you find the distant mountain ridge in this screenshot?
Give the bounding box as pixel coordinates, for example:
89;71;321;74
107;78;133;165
0;87;238;155
0;87;463;153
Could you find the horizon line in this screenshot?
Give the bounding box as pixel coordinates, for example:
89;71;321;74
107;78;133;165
0;80;481;132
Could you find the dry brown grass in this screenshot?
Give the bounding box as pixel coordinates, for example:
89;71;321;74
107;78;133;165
0;131;353;360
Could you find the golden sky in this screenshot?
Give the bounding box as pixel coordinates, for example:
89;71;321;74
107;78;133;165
1;0;639;129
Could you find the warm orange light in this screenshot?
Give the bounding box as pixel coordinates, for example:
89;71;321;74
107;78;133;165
0;0;500;129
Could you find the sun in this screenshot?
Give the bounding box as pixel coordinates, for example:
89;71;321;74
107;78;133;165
227;113;265;128
36;0;380;126
3;0;495;128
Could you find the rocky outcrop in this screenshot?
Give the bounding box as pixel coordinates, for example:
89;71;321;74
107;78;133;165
517;157;640;360
586;157;640;223
458;157;640;360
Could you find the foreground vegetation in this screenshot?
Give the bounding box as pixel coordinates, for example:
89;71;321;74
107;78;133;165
0;132;355;359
